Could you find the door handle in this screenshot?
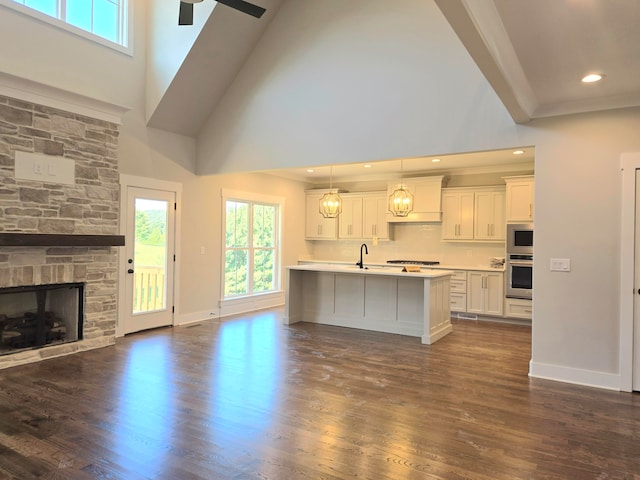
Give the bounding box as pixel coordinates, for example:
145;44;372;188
127;269;134;274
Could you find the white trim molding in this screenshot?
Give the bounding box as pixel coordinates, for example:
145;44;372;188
619;152;640;392
116;174;183;337
529;361;621;391
0;71;130;124
175;310;219;327
219;292;285;318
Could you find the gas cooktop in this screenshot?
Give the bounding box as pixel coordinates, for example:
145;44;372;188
386;260;440;266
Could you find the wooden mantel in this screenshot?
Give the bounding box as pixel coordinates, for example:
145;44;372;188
0;233;125;247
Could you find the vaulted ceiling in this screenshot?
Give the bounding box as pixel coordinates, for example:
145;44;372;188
147;0;640;136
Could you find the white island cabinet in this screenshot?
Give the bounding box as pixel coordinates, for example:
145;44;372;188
284;265;453;344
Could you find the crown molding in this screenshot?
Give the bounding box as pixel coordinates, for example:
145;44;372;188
0;71;130;124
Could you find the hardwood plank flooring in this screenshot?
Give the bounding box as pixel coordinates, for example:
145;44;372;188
0;309;639;479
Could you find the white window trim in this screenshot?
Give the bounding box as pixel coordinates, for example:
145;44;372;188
0;0;133;56
220;188;285;304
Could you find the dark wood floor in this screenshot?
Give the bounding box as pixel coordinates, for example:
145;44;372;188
0;310;639;479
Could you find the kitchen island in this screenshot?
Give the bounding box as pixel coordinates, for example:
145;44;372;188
284;264;453;344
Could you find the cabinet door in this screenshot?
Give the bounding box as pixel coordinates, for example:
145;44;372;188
442;191;474;240
484;272;504;316
466;271;504;315
305;193;337;239
474;190;505;241
506;181;534;222
363;195;389;239
339;196;363;239
466;271;485;314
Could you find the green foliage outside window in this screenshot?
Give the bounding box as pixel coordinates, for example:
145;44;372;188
224;200;277;297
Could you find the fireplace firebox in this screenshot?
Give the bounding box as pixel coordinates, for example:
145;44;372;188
0;283;84;355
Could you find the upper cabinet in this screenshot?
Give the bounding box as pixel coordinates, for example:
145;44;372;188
362;193;389;240
503;175;534;223
442;190;474;240
386;176;444;223
305;191;338;240
442;187;505;242
339;192;389;240
306;191;389;241
474;189;505;241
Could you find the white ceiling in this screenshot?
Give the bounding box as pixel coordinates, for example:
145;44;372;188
435;0;640;122
148;0;637;180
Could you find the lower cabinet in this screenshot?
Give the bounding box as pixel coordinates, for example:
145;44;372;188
467;271;504;316
504;297;532;319
449;270;468;312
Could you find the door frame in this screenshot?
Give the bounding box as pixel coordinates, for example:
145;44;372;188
117;174;183;338
619;152;640;391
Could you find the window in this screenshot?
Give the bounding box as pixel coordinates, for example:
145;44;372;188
6;0;129;50
223;191;282;299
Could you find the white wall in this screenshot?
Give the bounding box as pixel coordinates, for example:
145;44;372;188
179;171;312;316
194;0;640;389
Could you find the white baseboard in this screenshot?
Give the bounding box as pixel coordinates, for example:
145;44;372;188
529;360;621;391
219;292;285;318
175;309;219;326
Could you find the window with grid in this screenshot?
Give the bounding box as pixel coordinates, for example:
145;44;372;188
7;0;128;47
224;194;281;299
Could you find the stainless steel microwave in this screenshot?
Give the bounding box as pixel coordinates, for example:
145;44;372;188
507;223;533;254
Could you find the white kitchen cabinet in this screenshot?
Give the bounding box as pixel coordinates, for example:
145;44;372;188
339;195;363;239
503;175;534;223
505;298;532;320
305;191;338;240
467;271;504;316
442;187;505;242
336;192;389;240
442;190;474;240
386;176;444;223
474;189;505;241
449;270;468;312
362;194;389;240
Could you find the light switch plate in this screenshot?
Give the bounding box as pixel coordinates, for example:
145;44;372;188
15;151;75;185
550;258;571;272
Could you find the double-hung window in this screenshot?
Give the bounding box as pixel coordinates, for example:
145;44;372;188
5;0;129;51
223;190;282;299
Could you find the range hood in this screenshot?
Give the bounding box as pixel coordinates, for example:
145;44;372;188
386;175;444;223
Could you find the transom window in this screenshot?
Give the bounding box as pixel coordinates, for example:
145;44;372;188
6;0;129;49
223;191;282;299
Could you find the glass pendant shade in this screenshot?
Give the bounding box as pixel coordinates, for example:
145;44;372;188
319;165;342;218
319;191;342;218
388;186;414;217
389;159;413;217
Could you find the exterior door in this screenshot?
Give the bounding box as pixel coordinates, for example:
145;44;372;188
123;187;176;334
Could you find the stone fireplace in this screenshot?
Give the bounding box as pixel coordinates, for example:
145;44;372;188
0;85;126;368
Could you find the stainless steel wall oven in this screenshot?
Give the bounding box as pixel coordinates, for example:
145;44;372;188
506;224;533;299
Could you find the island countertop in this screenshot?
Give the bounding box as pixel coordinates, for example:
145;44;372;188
287;263;454;279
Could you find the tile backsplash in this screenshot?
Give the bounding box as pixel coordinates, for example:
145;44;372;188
307;223;505;267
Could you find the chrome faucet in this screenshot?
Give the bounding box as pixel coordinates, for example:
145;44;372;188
356;243;368;269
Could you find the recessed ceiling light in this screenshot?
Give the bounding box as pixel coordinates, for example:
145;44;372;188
582;73;604;83
513;150;525;155
306;169;315;173
363;164;372;168
431;158;441;163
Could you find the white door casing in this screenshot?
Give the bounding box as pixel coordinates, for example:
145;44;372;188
117;175;182;337
619;153;640;392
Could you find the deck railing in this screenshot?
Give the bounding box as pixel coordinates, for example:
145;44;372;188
133;266;165;313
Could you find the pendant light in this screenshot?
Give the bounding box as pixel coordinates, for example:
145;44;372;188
319;165;342;218
388;159;414;217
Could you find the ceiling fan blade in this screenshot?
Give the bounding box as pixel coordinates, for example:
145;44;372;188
179;1;194;25
216;0;266;19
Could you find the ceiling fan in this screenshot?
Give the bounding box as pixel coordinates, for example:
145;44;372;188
179;0;266;25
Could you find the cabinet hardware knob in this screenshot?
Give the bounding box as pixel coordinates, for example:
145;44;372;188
127;269;134;274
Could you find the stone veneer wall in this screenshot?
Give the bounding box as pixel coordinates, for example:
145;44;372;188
0;94;120;368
